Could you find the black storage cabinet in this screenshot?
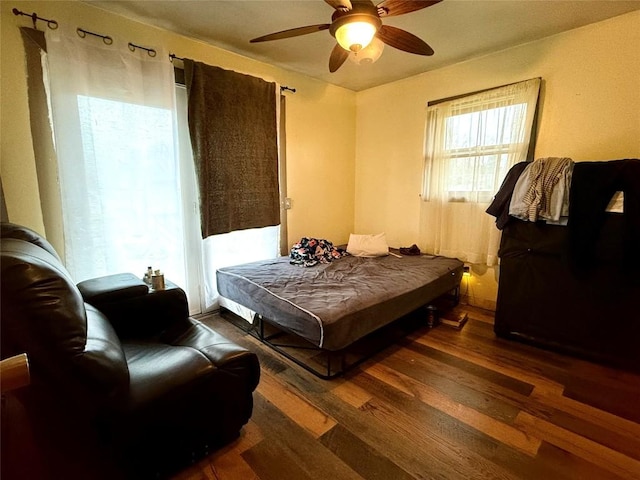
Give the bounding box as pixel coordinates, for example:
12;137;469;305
494;215;640;372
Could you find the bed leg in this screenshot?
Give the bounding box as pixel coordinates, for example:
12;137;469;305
259;315;265;341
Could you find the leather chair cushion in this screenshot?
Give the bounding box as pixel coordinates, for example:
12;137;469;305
1;238;87;359
1;222;61;261
160;318;260;391
77;305;130;396
122;343;215;410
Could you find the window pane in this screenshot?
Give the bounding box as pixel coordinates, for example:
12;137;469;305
443;102;528;197
446;154;511;201
447;157;477;191
445;111;479;150
445;103;528;151
76;95;187;285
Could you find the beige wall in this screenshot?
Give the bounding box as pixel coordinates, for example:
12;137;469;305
0;0;356;249
3;3;639;310
354;11;640;309
1;3;44;232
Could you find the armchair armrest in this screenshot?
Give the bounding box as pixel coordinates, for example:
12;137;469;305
79;274;189;339
77;273;149;305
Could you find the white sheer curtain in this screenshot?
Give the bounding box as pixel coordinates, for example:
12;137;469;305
44;28;199;307
202;226;280;309
419;78;540;265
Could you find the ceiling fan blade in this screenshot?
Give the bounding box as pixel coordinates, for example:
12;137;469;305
250;24;330;43
376;25;434;55
376;0;441;17
325;0;352;11
329;43;349;72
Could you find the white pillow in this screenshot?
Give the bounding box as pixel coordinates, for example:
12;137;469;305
346;233;389;257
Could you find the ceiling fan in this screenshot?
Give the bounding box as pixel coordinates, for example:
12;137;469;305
250;0;442;72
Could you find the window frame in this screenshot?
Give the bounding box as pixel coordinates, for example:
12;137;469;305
422;78;541;204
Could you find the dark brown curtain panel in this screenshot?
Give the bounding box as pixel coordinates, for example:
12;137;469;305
184;59;280;238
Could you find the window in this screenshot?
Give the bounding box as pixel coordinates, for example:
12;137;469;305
74;95;187;281
34;28;285;315
419;78;540;265
443;103;529;202
42;28;205;311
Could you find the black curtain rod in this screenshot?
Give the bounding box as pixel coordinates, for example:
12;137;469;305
77;27;113;45
15;10;158;55
12;8;58;30
129;42;156;57
13;10;293;93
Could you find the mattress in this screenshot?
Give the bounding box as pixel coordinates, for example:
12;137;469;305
217;253;463;351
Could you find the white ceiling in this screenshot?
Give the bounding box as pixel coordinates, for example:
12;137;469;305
87;0;640;91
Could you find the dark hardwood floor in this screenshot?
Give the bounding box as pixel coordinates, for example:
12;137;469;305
173;305;640;480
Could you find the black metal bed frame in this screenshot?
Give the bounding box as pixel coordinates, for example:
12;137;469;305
220;308;351;378
220;285;460;380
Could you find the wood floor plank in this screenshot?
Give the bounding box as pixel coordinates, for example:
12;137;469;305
210;421;263;480
393;344;552;425
492;441;625;480
211;456;258;480
352;370;624;480
364;362;542;456
413;333;566;393
464;306;496;325
351;375;522;480
330;379;373;408
535;407;640;463
300;368;504;479
416;330;640;436
393;340;640;461
401;340;535;396
242;439;316;480
169;421;262;480
514;411;640;480
440;317;563;365
427;326;574;378
319;424;415;480
563;374;640;424
174;307;640;480
257;369;336;438
247;393;363;480
383;347;524;423
530;387;640;455
305;370;502;479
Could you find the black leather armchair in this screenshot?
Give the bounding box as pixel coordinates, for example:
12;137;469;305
0;222;260;479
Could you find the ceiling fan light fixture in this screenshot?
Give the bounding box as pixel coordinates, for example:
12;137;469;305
349;37;384;65
335;20;377;52
251;0;439;74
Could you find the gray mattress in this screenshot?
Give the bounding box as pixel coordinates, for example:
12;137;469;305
217;253;463;351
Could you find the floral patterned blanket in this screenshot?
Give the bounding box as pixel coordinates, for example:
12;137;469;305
289;237;349;267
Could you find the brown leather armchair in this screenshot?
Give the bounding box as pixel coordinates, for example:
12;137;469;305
0;222;260;479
